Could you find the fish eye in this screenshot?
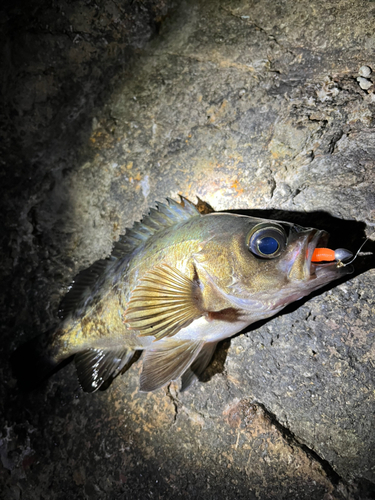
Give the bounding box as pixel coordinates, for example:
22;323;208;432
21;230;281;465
248;223;287;259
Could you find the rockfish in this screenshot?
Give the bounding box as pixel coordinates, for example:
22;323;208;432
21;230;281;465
12;197;353;392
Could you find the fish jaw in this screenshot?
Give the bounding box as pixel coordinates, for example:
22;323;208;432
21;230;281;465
255;228;353;311
284;228;353;291
196;226;352;322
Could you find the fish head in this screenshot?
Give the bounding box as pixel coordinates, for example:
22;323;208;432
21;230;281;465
195;214;352;318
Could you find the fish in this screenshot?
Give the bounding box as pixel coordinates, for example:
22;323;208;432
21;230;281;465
12;197;354;393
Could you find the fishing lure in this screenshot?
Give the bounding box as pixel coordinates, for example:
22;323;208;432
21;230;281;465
312;234;372;267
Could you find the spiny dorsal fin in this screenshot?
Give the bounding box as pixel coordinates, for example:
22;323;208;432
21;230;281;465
75;347;134;392
140;339;204;392
60;197;203;319
195;196;215;215
124;264;203;340
112;197;201;259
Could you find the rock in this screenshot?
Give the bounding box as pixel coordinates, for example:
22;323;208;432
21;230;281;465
1;0;375;499
357;76;373;90
358;65;372;78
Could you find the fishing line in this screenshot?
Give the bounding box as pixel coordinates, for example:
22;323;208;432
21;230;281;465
336;230;375;268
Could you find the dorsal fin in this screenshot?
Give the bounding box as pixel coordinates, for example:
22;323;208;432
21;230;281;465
58;257;117;319
59;197;202;319
112;197;201;259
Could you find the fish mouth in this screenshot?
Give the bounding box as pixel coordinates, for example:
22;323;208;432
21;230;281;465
307;230;353;281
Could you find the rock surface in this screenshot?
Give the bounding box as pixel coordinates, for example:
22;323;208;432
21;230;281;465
1;0;375;499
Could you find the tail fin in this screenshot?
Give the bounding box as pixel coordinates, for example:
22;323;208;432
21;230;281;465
11;330;64;390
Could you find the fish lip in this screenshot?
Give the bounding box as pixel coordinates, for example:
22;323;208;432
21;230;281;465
307;230;353;278
307;229;329;276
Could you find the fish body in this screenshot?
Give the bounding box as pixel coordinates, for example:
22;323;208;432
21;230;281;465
13;198;352;392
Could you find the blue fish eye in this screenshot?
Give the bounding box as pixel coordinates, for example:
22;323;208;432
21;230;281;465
257;236;279;255
248;224;287;259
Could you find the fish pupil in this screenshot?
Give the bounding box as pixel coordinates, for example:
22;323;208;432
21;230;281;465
248;223;286;259
257;236;279;255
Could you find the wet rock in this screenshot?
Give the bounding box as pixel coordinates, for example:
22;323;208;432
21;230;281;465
1;0;375;499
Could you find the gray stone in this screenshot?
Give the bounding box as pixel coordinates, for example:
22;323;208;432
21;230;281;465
357;76;373;90
359;65;372;78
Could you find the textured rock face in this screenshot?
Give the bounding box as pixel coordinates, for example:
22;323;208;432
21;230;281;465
1;0;375;499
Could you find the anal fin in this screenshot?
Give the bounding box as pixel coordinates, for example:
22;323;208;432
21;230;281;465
140;339;204;392
75;347;134;392
180;342;217;391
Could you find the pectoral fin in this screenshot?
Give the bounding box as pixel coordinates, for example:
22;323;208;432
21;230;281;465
140;339;204;392
125;264;202;340
75;347;134;392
